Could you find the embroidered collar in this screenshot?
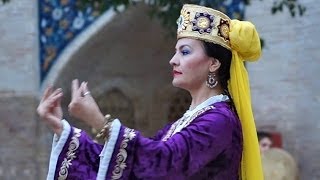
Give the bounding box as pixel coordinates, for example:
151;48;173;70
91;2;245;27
183;94;229;118
162;94;229;141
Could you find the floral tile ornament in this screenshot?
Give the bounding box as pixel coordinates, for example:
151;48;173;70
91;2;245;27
39;0;109;81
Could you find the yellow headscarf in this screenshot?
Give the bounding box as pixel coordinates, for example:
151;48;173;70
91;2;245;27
229;19;263;180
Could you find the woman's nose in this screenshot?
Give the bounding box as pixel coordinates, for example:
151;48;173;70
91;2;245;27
169;53;179;66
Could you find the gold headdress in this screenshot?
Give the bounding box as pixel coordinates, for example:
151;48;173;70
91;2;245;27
177;4;231;50
177;4;264;180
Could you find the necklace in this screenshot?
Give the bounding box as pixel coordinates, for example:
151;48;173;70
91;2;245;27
162;94;228;141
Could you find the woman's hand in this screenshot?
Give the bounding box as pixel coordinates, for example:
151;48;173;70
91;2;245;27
68;79;105;130
37;86;63;136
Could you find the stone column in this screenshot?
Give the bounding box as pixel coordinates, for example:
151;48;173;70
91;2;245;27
0;0;48;179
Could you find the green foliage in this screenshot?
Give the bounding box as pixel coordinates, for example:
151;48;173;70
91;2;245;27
146;0;236;35
1;0;305;48
76;0;307;48
78;0;306;33
1;0;10;4
78;0;131;12
270;0;306;17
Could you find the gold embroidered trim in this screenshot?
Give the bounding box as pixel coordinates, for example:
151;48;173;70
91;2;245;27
162;105;215;141
58;128;81;180
112;128;136;180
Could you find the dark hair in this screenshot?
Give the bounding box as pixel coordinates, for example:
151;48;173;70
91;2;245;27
257;131;272;142
202;41;236;111
202;41;232;90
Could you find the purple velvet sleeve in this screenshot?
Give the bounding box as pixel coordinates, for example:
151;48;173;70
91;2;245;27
151;123;172;140
131;110;233;179
54;128;103;180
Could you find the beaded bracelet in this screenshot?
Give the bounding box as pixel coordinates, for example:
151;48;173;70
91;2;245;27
95;114;114;142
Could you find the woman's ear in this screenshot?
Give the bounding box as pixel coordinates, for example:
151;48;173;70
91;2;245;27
209;58;221;72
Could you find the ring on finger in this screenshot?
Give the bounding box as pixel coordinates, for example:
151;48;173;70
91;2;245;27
83;91;91;96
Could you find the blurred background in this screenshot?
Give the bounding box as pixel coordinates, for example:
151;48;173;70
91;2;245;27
0;0;319;179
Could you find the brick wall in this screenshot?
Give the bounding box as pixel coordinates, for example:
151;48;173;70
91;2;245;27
0;0;39;92
0;0;44;179
246;0;320;179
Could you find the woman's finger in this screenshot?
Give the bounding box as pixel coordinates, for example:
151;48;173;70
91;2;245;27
37;105;46;117
46;92;63;106
38;89;61;114
71;79;80;100
79;81;88;96
40;85;53;103
48;88;62;99
81;82;97;105
54;92;62;107
84;82;89;94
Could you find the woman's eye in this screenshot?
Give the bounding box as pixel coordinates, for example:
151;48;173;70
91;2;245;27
181;50;190;55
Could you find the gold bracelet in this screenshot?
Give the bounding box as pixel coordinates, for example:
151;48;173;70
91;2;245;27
95;114;114;142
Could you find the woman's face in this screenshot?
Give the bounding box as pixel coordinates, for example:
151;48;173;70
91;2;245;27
169;38;213;91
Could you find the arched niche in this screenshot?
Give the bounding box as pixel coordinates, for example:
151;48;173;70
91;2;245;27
41;3;177;135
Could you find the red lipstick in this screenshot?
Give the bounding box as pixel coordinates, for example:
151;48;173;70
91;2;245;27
173;70;182;76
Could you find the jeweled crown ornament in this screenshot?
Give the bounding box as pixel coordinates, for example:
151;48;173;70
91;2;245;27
177;4;231;50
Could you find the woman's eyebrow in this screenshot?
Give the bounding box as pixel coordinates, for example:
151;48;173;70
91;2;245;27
176;44;191;50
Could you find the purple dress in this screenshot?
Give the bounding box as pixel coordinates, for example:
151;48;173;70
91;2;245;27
46;98;242;180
